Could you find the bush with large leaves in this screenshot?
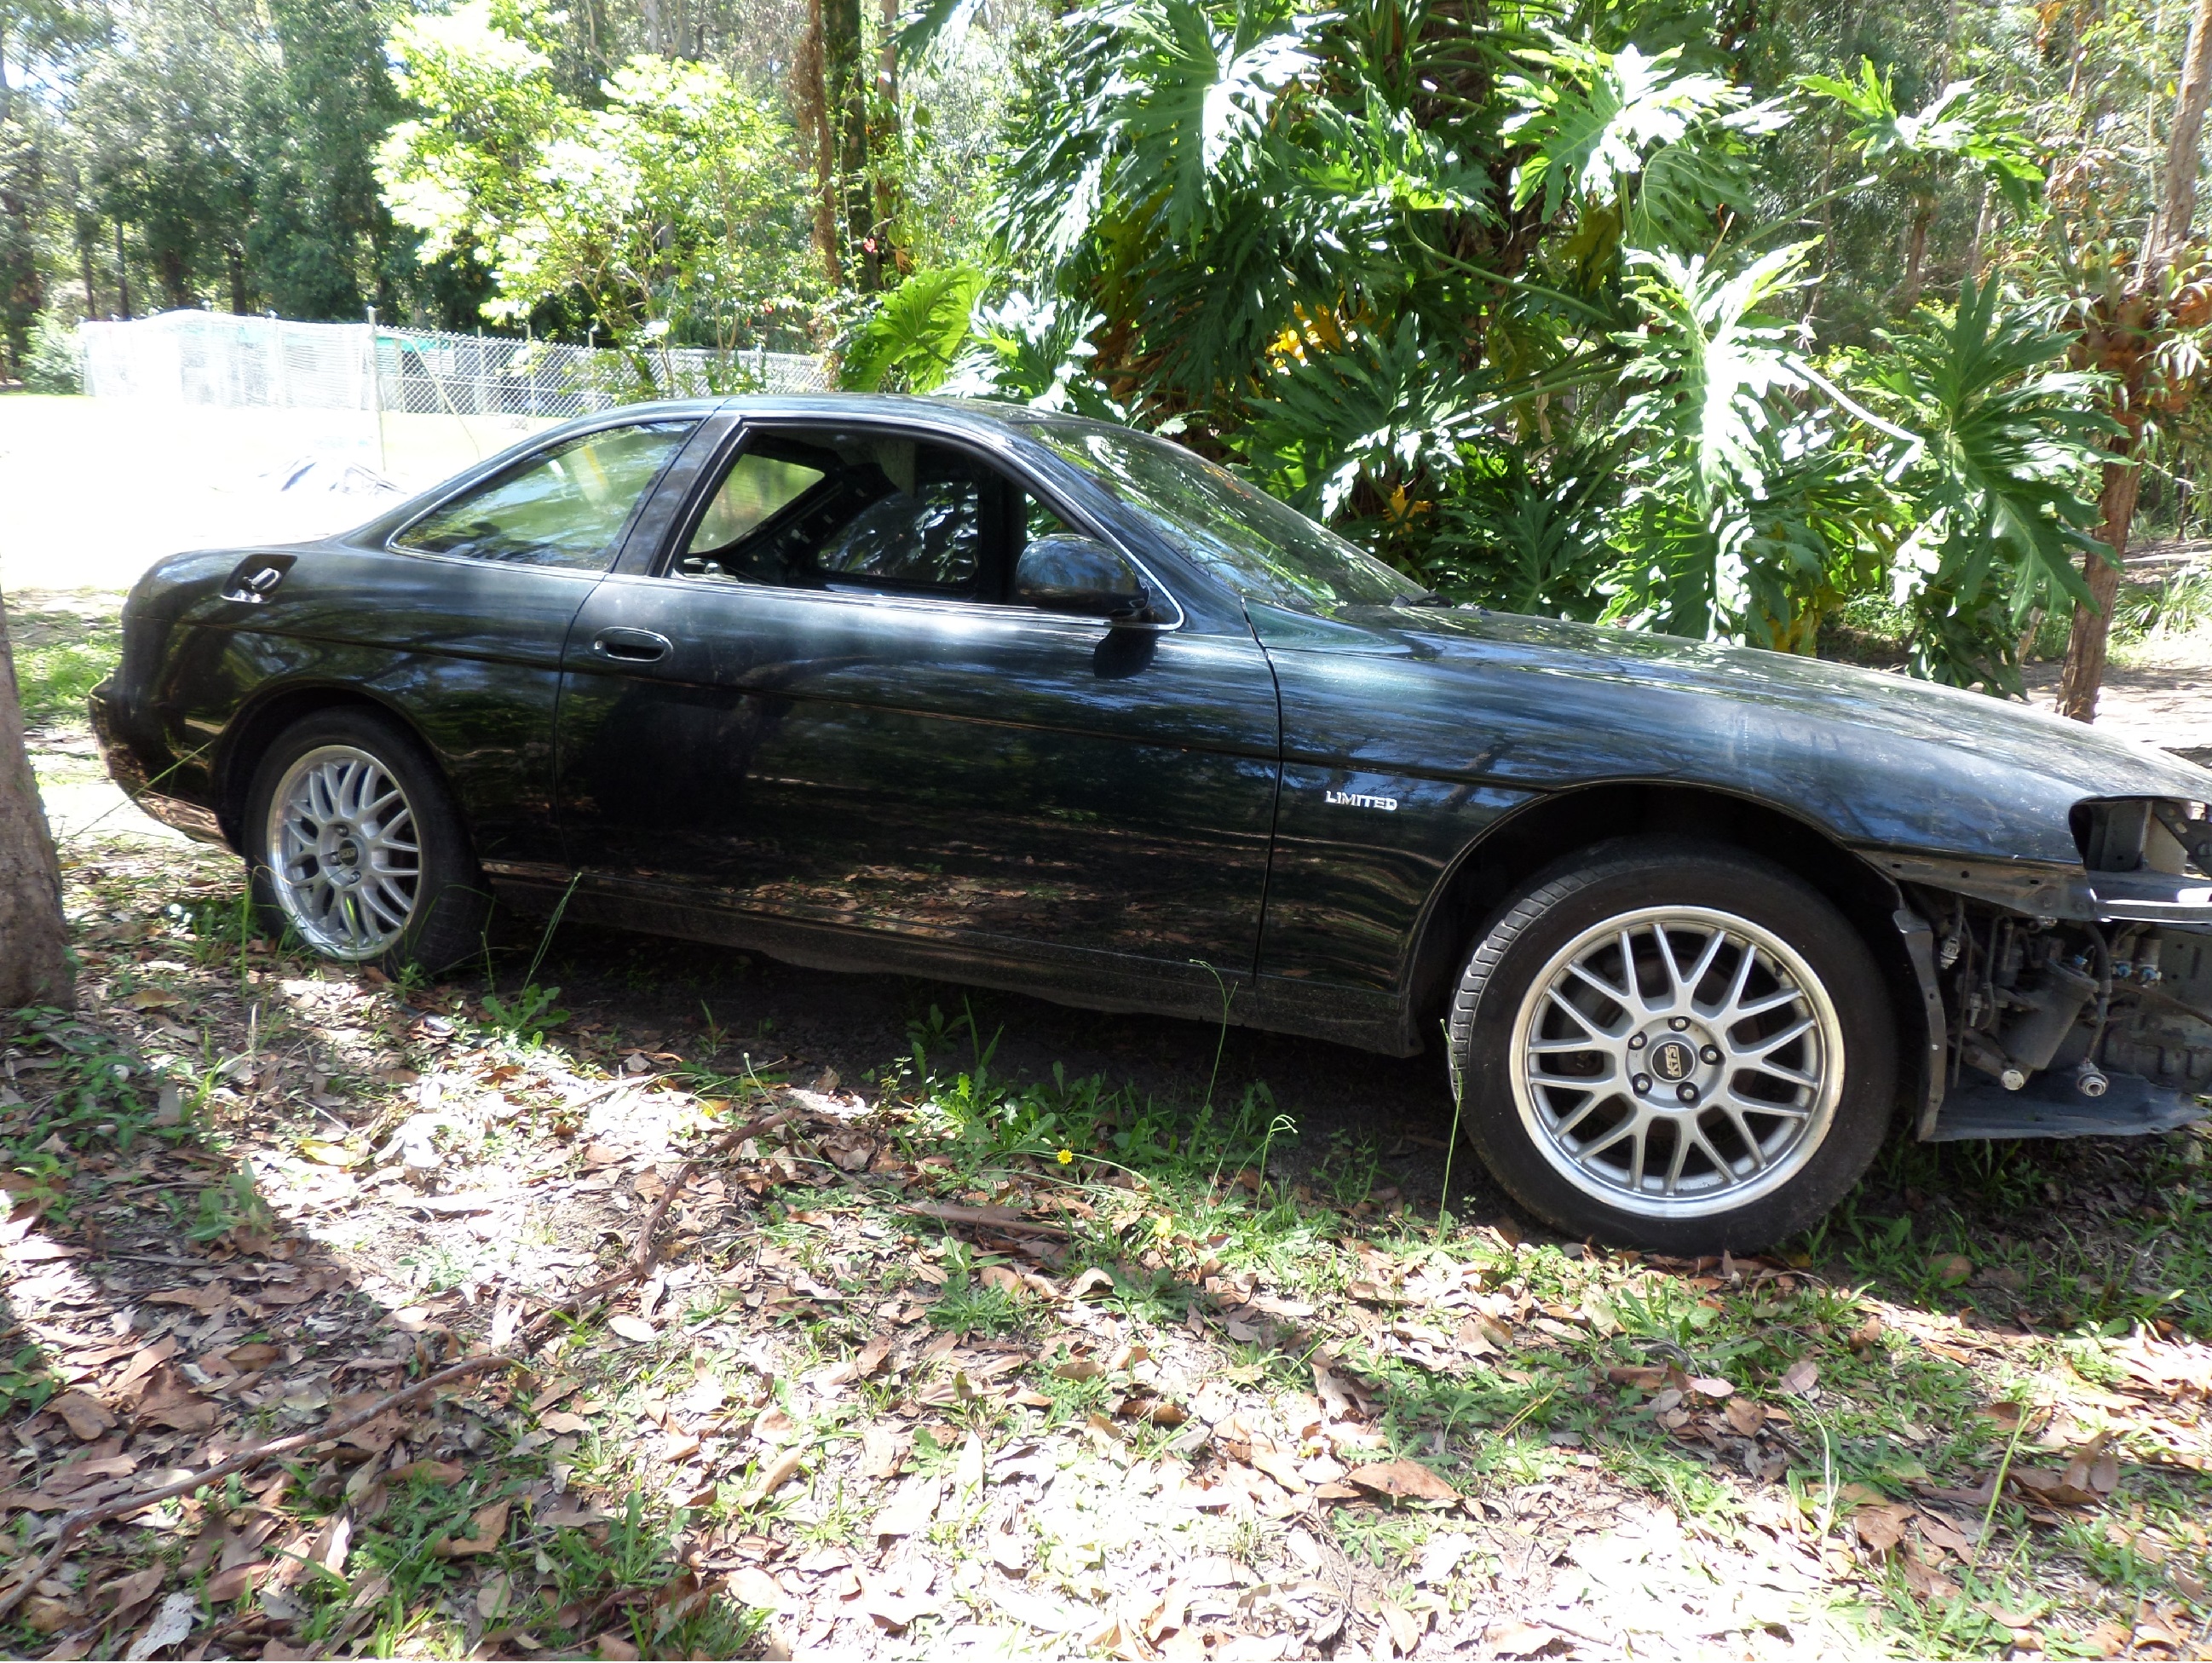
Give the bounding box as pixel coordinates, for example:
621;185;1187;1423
1868;277;2117;692
868;0;2113;694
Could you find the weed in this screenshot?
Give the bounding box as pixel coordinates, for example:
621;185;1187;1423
170;1165;279;1244
0;1345;55;1418
929;1272;1022;1337
481;982;570;1043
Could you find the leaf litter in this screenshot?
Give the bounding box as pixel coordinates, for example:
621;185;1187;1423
0;825;2209;1657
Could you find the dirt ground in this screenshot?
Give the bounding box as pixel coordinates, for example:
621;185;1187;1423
7;395;2212;1661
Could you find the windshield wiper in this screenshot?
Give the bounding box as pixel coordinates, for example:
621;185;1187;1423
1408;590;1453;607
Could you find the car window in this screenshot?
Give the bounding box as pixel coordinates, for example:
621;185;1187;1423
1024;492;1071;547
676;430;995;595
1009;416;1423;611
688;453;825;554
396;421;695;571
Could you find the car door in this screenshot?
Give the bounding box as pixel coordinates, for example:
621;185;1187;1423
553;417;1283;1009
199;415;708;872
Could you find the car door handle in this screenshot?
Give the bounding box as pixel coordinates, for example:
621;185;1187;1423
591;627;673;664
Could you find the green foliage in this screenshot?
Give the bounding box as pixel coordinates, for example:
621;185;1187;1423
1869;276;2117;689
19;308;78;390
0;1346;56;1419
1430;440;1619;619
378;3;821;385
940;291;1123;417
839;262;986;391
1241;318;1483;521
1506;39;1777;257
1802;58;2042;218
480;982;569;1043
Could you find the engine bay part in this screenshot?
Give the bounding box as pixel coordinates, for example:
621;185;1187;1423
1918;887;2212;1130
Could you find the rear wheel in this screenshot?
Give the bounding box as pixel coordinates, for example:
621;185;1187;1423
243;709;487;973
1446;840;1895;1254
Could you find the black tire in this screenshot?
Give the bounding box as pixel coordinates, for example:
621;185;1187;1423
242;707;489;975
1445;838;1895;1255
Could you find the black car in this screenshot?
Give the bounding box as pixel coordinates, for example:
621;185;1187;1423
89;394;2212;1252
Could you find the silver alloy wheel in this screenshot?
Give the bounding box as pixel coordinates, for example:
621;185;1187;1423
263;745;422;959
1508;905;1844;1220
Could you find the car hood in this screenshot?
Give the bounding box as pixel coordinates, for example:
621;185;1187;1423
1247;601;2212;866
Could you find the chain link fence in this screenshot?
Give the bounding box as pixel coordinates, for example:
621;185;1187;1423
78;311;829;419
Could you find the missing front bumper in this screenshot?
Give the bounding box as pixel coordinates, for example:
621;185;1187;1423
1928;1069;2209;1142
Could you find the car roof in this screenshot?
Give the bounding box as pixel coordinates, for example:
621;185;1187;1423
704;391;1128;446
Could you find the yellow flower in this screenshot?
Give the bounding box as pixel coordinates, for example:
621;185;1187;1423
1057;1148;1074;1165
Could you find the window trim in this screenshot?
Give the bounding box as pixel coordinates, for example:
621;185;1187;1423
650;414;1187;632
382;414;703;576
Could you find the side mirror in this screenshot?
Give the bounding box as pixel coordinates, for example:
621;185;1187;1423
1014;534;1158;624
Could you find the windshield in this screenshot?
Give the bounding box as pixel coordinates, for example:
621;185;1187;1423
1015;419;1424;611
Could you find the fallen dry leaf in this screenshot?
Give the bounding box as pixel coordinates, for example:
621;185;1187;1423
728;1566;786;1609
1915;1509;1978;1559
606;1314;658;1344
1777;1356;1819;1396
1853;1503;1913;1555
861;1424;909;1480
435;1499;510;1557
105;1565;164;1616
1723;1396;1766;1436
989;1583;1094;1633
124;1592;197;1660
389;1459;467;1486
52;1390;114;1441
870;1476;942;1538
1380;1601;1428;1654
1898;1545;1960;1602
740;1447;806;1509
1344;1459;1459;1504
953;1431;985;1495
1484;1619;1558;1658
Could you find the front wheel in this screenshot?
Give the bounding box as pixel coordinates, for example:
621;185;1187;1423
1446;840;1896;1255
243;708;488;973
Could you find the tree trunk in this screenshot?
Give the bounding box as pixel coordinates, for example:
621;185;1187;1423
114;221;133;319
2057;444;2144;721
0;590;73;1010
1893;196;1934;314
2152;0;2212;263
2059;0;2212;720
822;0;875;292
873;0;900;279
78;225;100;320
797;0;840;287
157;245;190;310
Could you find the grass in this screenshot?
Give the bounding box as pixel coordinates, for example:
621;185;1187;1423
5;603;123;726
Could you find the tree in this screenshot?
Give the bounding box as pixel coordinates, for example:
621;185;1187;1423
380;3;819;380
2053;0;2212;722
0;591;72;1011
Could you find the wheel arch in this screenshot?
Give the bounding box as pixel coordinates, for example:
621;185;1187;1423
1405;781;1933;1106
213;683;446;849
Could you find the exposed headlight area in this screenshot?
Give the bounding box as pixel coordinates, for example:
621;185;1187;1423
2073;795;2212;879
1907;797;2212;1136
